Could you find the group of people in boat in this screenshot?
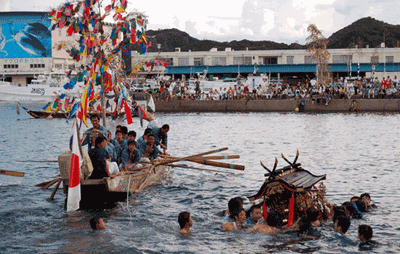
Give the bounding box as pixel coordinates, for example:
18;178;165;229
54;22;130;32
76;111;169;179
176;192;377;249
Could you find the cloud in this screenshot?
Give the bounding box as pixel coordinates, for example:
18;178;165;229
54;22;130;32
8;0;400;45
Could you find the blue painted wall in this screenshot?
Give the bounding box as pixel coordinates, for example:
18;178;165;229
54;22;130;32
166;63;400;74
0;13;51;58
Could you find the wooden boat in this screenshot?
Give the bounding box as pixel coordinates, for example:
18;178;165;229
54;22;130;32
56;150;170;209
27;110;117;119
27;110;68;119
248;151;332;227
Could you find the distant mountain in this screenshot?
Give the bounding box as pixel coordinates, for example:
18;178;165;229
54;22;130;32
137;17;400;53
327;17;400;48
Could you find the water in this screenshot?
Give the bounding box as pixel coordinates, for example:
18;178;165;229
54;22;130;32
1;102;400;253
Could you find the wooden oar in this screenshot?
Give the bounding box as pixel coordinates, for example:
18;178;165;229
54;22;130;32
156;147;228;166
48;179;62;201
0;169;25;177
168;156;245;170
200;155;240;160
156;147;229;166
17;160;58;163
167;164;237;174
41;178;61;190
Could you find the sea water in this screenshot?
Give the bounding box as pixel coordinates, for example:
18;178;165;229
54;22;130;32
1;102;400;253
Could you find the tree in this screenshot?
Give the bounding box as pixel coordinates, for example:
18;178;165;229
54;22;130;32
306;24;331;86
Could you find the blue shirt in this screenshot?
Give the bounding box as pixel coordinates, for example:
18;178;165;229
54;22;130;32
81;125;109;152
120;147;142;166
136;136;146;147
111;139;127;159
138;142;160;160
106;142;117;162
152;127;168;147
245;217;255;226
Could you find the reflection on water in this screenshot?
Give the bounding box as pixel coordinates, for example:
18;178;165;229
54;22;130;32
1;102;400;253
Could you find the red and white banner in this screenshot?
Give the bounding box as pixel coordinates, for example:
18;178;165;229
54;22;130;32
67;119;82;212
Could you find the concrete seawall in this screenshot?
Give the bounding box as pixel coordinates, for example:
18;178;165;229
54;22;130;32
155;99;400;113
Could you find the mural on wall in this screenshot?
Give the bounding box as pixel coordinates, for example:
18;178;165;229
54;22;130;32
0;14;51;58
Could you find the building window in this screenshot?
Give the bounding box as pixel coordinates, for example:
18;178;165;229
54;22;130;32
178;57;189;66
371;56;379;64
194;57;204;66
68;64;75;70
30;64;45;68
332;55;352;63
386;56;394;63
4;64;18;69
159;58;173;66
233;57;252;65
304;55;317;64
55;64;63;69
287;56;294;64
263;57;277;65
58;29;62;37
212;57;226;65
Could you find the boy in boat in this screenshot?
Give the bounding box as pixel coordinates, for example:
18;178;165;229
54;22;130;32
178;211;193;234
137;134;160;161
152;124;169;155
82;114;109;152
111;130;127;164
89;136;122;179
136;128;153;147
222;208;246;231
90;216;106;230
120;140;142;171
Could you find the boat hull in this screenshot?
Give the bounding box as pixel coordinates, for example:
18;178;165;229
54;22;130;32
64;165;169;209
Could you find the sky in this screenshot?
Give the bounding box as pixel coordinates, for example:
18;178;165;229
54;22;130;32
1;0;400;45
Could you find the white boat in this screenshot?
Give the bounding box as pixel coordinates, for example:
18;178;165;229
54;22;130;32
0;74;82;102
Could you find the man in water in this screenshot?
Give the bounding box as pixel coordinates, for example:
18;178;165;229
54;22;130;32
90;216;106;230
178;211;193;234
245;205;263;225
358;225;378;249
82;114;108;152
222;208;246;231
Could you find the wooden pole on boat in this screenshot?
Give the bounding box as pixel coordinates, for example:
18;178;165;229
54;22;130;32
200;155;240;160
165;156;245;171
166;164;237;174
100;75;107;128
156;147;229;166
0;169;24;177
186;159;245;171
48;179;62;201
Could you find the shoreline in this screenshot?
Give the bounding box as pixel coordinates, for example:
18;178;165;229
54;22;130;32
154;98;400;113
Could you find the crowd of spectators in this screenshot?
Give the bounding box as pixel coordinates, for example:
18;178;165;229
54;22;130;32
147;75;399;104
